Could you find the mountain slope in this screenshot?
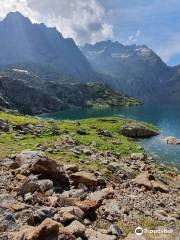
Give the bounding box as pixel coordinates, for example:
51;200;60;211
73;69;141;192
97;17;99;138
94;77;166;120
0;70;139;115
81;41;180;101
0;12;96;81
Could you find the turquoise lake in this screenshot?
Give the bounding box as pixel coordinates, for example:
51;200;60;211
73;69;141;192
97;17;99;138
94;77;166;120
42;104;180;168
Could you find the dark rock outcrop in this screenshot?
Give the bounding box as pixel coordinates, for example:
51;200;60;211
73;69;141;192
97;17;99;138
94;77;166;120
120;124;159;138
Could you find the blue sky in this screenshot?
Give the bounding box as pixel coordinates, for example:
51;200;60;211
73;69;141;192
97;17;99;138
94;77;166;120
0;0;180;65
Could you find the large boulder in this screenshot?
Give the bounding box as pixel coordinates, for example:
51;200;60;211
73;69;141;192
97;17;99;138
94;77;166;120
74;200;99;214
133;172;169;192
11;218;76;240
11;218;60;240
71;171;97;187
11;150;45;166
18;177;40;195
8;150;44;170
120;124;159;138
0;119;11;132
163;136;180;145
130;152;146;161
65;220;86;237
87;187;114;203
29;159;68;189
151;180;169;193
58;206;84;222
64;164;79;173
58;228;76;240
18;177;54;195
11;150;69;189
133;172;154;190
107;162;123;172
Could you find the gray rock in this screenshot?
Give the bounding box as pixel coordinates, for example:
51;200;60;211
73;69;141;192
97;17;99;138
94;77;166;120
102;200;121;216
107;162;122;172
133;172;154;190
13;150;69;189
24;192;33;202
65;220;86;237
58;206;84;222
97;129;113;138
85;228;117;240
131;152;146;161
61;189;86;199
87;187;113;203
108;224;123;238
18;178;39;195
37;179;53;192
33;207;55;223
120;124;159;138
164;136;180;145
5;213;16;222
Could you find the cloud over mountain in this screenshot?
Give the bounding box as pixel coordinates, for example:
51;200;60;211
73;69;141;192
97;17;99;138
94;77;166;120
0;0;113;45
0;0;180;64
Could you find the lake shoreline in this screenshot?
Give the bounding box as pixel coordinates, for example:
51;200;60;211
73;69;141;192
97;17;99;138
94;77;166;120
41;104;180;168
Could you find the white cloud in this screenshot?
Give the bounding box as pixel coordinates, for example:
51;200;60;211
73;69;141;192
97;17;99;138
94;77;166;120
28;0;113;45
157;33;180;62
0;0;38;21
127;29;141;44
0;0;113;45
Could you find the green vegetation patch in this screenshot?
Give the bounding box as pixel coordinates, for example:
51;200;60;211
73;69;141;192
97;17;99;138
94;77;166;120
0;112;158;171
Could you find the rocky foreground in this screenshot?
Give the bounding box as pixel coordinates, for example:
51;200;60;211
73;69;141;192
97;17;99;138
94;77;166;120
0;114;179;239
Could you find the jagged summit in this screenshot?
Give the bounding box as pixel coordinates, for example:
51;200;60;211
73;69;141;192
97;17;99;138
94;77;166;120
2;11;31;24
0;11;95;81
81;40;180;101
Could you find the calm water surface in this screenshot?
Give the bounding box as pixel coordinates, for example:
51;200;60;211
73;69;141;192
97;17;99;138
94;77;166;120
42;104;180;167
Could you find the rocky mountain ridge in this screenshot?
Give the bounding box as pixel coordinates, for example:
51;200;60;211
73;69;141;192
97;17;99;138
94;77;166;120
81;41;180;102
0;11;96;82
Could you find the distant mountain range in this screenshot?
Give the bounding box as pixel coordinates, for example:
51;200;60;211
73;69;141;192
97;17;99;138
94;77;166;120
81;41;180;102
0;11;179;114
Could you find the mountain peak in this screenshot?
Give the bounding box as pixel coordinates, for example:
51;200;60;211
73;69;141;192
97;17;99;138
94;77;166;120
3;11;31;24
